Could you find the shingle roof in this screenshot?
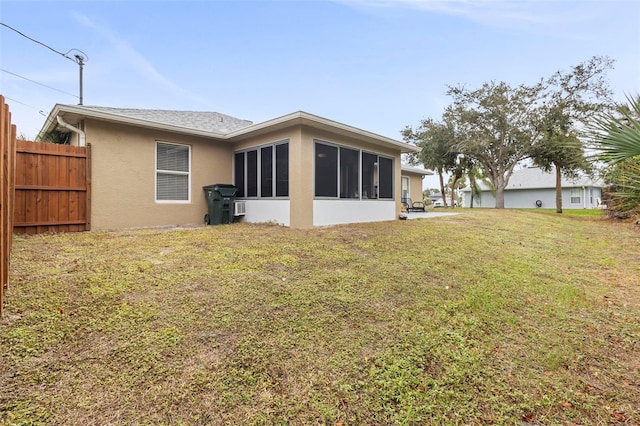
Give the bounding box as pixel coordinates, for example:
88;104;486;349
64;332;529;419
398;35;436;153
43;105;420;153
78;106;253;134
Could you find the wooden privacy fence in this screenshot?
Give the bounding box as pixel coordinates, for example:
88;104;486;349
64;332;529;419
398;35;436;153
14;140;91;234
1;95;17;318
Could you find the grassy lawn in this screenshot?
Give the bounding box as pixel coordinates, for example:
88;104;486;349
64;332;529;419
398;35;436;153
1;209;638;425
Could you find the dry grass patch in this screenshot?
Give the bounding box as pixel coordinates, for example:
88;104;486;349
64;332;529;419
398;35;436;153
1;209;639;425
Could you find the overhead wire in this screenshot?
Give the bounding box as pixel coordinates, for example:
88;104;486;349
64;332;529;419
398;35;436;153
1;21;85;112
0;22;83;63
1;68;79;99
4;96;47;116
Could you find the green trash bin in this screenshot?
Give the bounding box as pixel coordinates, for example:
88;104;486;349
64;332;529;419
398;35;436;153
203;184;238;225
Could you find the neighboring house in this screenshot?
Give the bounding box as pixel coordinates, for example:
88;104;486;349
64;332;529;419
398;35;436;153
39;105;420;230
400;165;433;206
461;166;604;209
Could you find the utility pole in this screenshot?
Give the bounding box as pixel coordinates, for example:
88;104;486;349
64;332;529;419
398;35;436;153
66;50;87;105
74;54;85;105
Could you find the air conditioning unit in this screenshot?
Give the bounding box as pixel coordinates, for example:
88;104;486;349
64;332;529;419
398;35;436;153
234;201;246;216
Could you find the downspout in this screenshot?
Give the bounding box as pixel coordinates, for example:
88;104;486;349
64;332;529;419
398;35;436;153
56;115;86;147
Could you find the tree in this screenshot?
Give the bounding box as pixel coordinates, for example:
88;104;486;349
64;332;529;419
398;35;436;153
442;57;613;209
402;118;458;207
445;81;543;208
530;56;614;213
529;110;591;213
590;94;640;217
463;157;486;208
38;130;71;144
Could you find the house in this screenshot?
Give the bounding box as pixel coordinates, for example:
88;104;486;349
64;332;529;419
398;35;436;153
461;166;604;209
400;165;433;207
39;105;421;230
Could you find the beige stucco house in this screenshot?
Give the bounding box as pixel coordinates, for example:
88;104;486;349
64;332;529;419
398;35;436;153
39;105;427;230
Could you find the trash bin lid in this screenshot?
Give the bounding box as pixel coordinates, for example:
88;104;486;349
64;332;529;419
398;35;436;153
207;184;237;197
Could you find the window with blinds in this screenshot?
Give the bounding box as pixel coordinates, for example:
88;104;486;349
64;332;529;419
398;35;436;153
156;142;190;202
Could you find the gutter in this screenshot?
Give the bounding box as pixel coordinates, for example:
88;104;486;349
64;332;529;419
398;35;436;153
56;115;86;147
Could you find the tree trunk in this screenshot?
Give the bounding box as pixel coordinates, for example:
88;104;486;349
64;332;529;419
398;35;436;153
450;176;459;208
438;169;448;207
470;190;474;208
495;187;505;209
494;174;506;208
555;165;563;213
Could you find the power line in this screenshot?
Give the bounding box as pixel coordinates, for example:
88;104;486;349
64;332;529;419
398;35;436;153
1;68;79;99
4;96;47;116
1;21;88;104
0;22;86;64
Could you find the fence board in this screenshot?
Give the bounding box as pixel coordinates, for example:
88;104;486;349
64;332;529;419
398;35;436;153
1;95;17;317
13;140;91;234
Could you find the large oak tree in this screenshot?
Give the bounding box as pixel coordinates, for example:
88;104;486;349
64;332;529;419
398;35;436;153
420;56;614;209
445;81;543;208
402;118;458;207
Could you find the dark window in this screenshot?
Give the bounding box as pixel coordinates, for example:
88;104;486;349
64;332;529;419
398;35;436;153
234;141;289;199
378;157;393;199
234;152;245;198
340;147;359;199
361;152;378;199
261;146;273;197
276;143;289;197
315;143;338;197
247;150;258;197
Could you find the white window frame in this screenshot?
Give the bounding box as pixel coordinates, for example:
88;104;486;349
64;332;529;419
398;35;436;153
401;176;410;202
155;141;191;203
570;188;581;204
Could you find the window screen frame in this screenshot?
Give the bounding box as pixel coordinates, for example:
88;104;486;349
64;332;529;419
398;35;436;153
234;140;289;199
314;142;339;198
155;141;191;203
314;140;395;201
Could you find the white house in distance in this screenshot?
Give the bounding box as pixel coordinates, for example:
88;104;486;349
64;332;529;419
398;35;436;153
462;166;604;209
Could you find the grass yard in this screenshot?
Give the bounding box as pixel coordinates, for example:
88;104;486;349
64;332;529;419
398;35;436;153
1;209;639;425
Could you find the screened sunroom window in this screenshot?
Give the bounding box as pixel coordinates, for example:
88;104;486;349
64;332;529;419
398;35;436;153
314;140;394;200
315;143;338;197
156;142;190;202
234;141;289;198
340;147;359;199
378;157;394;199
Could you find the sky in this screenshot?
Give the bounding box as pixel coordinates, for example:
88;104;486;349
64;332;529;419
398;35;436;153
1;0;639;189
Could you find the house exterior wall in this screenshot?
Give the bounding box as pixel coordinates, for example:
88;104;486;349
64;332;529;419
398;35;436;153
469;187;603;209
77;119;406;230
84;119;232;230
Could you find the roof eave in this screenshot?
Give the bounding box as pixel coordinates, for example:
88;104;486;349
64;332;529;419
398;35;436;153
401;165;434;176
226;111;420;153
39;106;420;154
40;104;228;140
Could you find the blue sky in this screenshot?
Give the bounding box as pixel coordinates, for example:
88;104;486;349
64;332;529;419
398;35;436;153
2;0;639;187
